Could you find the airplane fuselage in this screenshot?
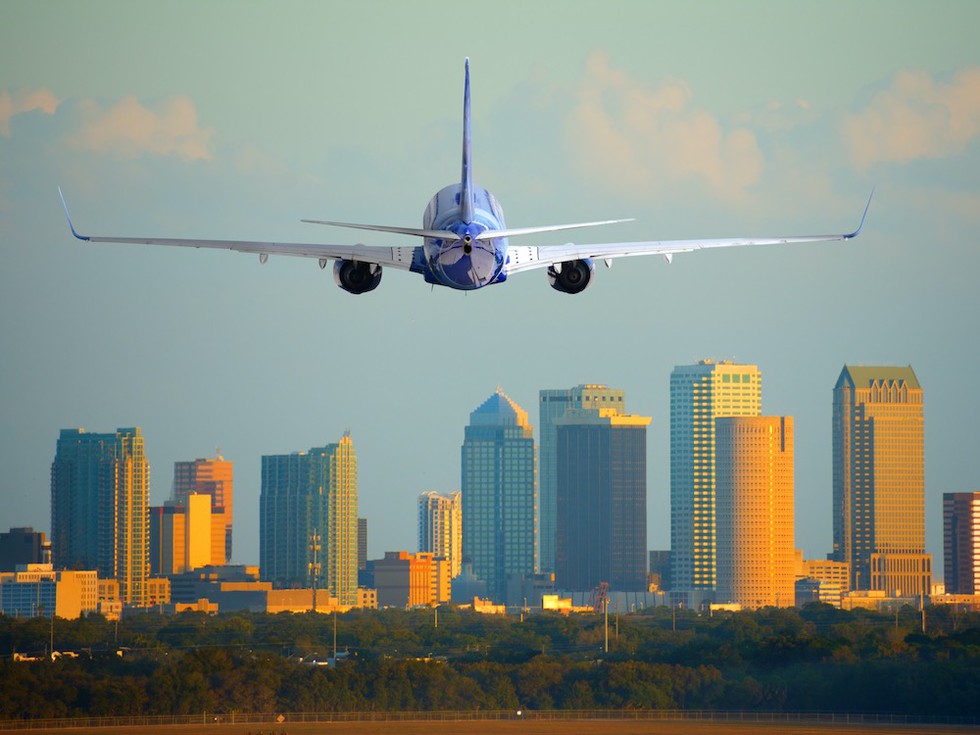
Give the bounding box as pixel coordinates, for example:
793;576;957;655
58;59;870;295
421;183;509;289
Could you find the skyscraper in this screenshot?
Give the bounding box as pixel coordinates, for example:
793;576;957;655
174;455;233;561
943;492;980;595
260;433;358;605
670;361;762;604
418;491;463;579
555;405;650;592
832;365;930;595
539;385;625;574
149;495;224;575
50;427;149;606
461;388;536;603
716;416;795;609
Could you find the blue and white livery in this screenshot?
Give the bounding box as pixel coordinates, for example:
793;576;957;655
60;60;872;295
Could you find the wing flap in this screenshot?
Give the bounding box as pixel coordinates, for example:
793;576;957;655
505;192;873;276
59;188;418;270
84;235;419;269
506;233;849;276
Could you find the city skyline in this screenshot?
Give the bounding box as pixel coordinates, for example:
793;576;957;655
2;3;978;571
31;363;951;588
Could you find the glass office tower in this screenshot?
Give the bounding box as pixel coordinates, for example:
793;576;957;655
260;433;358;604
50;427;149;606
539;384;625;574
461;388;536;603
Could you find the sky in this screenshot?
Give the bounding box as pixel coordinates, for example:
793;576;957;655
2;1;978;574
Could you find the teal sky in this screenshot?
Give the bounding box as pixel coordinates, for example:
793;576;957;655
2;1;978;573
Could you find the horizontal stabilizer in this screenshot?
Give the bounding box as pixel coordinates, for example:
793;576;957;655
475;218;634;241
302;218;457;240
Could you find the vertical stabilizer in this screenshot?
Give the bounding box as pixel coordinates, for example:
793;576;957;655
460;58;475;223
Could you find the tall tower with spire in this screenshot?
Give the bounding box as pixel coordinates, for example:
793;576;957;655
461;388;536;603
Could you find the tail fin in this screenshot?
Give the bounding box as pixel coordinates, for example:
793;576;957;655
460;58;474;223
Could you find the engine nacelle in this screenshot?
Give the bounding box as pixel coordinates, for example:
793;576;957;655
547;259;595;294
334;259;382;294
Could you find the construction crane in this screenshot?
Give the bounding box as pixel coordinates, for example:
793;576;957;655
588;582;609;614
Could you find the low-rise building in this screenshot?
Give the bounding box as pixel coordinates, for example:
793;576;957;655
0;564;97;618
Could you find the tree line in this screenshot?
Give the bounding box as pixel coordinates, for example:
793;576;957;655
1;603;978;719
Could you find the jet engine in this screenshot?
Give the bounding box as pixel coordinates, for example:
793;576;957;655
547;259;595;294
334;260;382;294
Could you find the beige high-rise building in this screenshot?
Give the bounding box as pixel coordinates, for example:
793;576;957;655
795;557;850;607
832;366;930;596
670;361;762;604
418;491;462;579
174;455;234;562
716;416;795;609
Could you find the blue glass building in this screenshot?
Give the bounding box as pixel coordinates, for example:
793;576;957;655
461;389;536;604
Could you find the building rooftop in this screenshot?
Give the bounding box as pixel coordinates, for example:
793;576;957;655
840;365;920;390
469;387;531;428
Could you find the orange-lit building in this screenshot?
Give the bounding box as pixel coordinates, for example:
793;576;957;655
0;564;98;618
374;551;436;607
832;366;930;595
174;455;234;562
149;494;226;575
716;416;795;609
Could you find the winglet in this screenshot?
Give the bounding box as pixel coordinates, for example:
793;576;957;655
58;187;90;241
460;58;475;224
844;188;875;240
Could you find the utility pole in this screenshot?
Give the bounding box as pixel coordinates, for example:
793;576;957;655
604;599;609;653
920;591;926;634
333;611;338;659
309;529;321;613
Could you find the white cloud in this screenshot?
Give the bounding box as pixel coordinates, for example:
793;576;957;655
564;52;764;202
736;98;815;135
68;95;212;161
0;88;59;135
843;67;980;169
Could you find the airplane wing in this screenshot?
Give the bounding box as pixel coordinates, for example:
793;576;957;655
58;189;419;270
505;192;874;276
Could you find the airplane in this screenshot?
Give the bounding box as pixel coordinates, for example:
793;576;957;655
59;59;872;295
